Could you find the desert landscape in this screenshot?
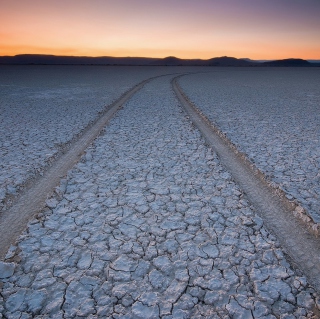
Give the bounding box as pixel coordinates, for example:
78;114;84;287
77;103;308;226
0;65;320;318
179;68;320;225
2;0;320;317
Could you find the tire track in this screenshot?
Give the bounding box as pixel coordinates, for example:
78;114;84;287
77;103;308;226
172;75;320;293
0;75;164;260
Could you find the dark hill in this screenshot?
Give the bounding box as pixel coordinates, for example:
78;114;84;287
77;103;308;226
149;56;206;66
149;56;184;66
0;54;318;67
262;58;312;67
205;56;254;66
0;54;158;65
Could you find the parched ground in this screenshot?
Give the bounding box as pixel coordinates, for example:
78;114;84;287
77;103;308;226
1;75;319;318
0;66;174;208
178;68;320;224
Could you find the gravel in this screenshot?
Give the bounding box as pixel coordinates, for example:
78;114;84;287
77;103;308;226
178;68;320;224
1;75;319;318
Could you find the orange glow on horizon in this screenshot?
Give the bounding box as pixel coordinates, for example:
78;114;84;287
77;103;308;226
1;0;320;60
2;45;320;61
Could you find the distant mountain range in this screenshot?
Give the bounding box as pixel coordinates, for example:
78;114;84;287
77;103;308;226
0;54;319;67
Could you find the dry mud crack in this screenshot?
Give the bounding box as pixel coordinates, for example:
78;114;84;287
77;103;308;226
0;75;163;260
1;74;320;318
173;75;320;293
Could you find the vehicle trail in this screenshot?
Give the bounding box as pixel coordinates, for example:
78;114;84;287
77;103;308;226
173;75;320;293
0;74;167;260
2;74;319;317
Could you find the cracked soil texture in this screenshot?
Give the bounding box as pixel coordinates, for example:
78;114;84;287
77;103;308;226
1;75;319;318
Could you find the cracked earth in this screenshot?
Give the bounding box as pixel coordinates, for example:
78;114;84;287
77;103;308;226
178;69;320;225
0;73;320;318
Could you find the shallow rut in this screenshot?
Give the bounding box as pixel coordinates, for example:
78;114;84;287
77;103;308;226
3;74;320;318
173;75;320;293
0;75;163;260
1;72;319;296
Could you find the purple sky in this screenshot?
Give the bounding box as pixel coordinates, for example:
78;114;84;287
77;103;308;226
1;0;320;58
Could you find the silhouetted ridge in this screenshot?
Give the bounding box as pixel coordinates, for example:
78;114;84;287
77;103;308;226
0;54;318;67
0;54;158;65
149;56;184;66
149;56;206;66
262;59;312;67
206;56;253;66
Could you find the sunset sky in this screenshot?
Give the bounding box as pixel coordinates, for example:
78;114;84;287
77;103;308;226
1;0;320;60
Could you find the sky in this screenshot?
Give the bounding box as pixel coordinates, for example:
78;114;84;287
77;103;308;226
1;0;320;60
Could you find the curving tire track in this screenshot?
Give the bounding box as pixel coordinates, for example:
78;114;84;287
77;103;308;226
0;75;165;260
2;71;319;296
172;75;320;293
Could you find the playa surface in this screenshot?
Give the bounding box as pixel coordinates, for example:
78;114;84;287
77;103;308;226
1;67;319;318
0;66;178;209
179;68;320;224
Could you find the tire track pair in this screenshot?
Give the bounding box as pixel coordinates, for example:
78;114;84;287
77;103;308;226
1;73;319;295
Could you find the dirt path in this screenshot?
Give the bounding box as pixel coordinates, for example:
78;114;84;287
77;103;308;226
173;76;320;293
0;76;160;260
2;74;319;318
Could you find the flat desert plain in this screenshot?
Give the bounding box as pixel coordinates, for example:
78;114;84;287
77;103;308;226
0;66;319;318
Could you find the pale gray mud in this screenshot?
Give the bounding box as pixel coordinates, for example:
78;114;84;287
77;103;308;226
1;75;319;318
173;76;320;293
0;76;155;260
177;69;320;226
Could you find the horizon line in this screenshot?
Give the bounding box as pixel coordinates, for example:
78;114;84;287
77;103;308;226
1;53;320;62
